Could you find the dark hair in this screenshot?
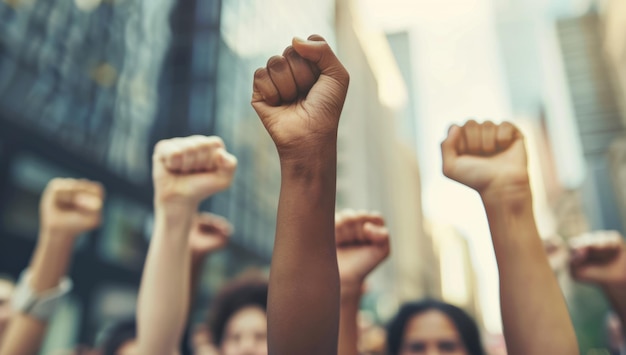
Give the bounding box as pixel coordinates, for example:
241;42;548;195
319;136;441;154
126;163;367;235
98;318;137;355
387;299;485;355
207;275;268;346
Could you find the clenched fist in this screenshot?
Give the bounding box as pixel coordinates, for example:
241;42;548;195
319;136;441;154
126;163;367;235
40;178;104;236
251;35;349;159
569;231;626;287
189;212;232;259
441;120;528;200
152;136;237;208
336;210;390;294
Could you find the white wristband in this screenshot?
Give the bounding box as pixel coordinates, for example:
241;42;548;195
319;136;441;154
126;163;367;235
11;269;72;321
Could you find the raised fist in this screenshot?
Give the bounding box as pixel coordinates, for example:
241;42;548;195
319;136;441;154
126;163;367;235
569;231;626;287
152;136;237;208
441;120;528;194
40;178;104;236
251;34;350;159
336;210;390;291
189;212;232;259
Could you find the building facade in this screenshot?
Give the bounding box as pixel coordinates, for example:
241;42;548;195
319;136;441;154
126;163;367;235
0;0;337;350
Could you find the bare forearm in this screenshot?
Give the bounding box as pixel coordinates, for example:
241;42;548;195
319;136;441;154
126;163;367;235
30;231;75;292
268;151;340;355
483;191;578;355
137;208;194;355
0;231;76;355
338;289;361;355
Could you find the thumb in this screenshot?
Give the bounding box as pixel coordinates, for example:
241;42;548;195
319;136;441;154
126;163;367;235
364;223;389;244
292;35;348;83
215;149;238;173
572;264;607;283
251;81;277;121
74;193;103;212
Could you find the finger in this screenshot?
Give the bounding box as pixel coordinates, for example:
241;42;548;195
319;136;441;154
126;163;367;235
463;120;481;154
267;55;299;103
364;222;389;244
586;243;621;262
457;129;468;154
496;122;516;151
253;67;281;107
304;35;323;77
198;136;226;171
441;125;462;177
342;209;362;243
76;179;105;198
360;211;385;227
572;264;607;283
213;149;238;175
73;193;103;212
161;140;184;172
177;138;198;174
73;181;104;211
596;230;623;245
191;137;211;173
283;46;317;94
481;120;497;155
335;213;350;245
54;181;76;207
570;247;589;265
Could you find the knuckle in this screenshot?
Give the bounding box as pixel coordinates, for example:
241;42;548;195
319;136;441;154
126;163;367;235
254;68;268;80
206;136;225;148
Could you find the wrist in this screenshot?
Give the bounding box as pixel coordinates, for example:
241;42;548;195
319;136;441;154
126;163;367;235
480;178;532;214
340;279;364;302
37;229;78;249
280;144;337;184
155;201;197;222
278;137;337;167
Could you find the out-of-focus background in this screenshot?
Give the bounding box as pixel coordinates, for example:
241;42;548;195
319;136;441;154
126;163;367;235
0;0;624;353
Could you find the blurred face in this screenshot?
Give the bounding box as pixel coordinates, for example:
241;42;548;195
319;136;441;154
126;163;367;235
607;314;624;349
0;279;15;340
400;310;468;355
116;339;138;355
220;306;267;355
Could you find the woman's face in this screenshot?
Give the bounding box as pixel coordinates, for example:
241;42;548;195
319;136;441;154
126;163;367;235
220;306;268;355
400;310;468;355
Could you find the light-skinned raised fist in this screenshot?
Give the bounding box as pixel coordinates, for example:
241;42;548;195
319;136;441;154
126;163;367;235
441;120;528;196
189;212;232;259
569;231;626;287
335;210;390;296
152;135;237;209
251;34;350;160
40;178;104;237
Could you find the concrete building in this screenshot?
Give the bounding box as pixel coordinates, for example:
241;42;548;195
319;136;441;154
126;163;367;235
602;0;626;120
335;0;432;322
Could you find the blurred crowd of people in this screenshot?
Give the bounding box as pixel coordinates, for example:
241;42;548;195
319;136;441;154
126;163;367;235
0;35;624;355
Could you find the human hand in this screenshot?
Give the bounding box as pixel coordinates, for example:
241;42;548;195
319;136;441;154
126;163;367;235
441;120;529;204
152;136;237;211
569;231;626;288
251;35;349;161
335;210;390;296
189;212;232;259
39;178;104;237
543;235;569;272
